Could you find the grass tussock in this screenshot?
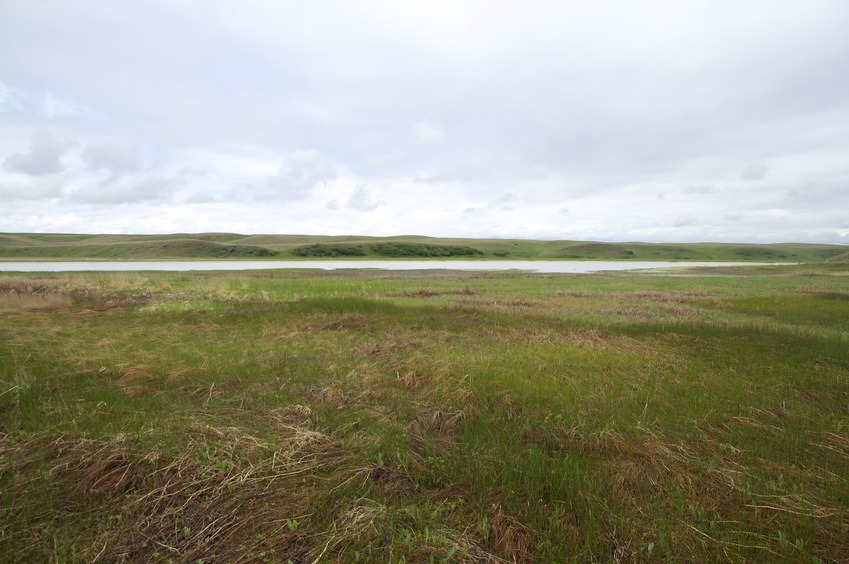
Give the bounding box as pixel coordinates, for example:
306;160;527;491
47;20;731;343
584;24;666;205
0;277;71;312
0;425;346;563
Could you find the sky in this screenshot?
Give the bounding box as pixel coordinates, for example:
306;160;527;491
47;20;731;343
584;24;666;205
1;0;848;244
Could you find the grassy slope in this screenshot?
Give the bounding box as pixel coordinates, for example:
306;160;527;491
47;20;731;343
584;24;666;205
0;232;846;261
1;265;848;562
0;235;277;259
826;251;849;264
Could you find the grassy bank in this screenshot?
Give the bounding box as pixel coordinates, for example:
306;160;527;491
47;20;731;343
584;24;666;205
1;232;846;262
1;266;848;561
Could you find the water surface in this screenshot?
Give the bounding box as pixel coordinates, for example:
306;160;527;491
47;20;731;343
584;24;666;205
0;260;776;273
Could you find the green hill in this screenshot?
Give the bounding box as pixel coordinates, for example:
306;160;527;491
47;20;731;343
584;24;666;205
0;232;845;262
0;235;277;259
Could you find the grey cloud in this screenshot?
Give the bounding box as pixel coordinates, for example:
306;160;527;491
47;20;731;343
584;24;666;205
82;142;142;172
413;165;487;185
181;193;218;204
70;177;172;204
0;179;62;200
3;133;69;176
179;188;225;204
686;184;715;194
259;150;336;201
363;152;401;171
411;121;445;146
782;184;849;212
346;186;381;212
132;178;171;201
741;163;769;181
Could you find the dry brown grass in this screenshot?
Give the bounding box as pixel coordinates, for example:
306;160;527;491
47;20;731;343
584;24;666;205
314;499;500;564
554;289;595;298
117;364;156;382
0;421;351;563
394;286;478;298
488;505;533;563
0;293;71;312
0;277;72;312
407;408;466;459
270;404;314;426
299;384;349;409
630;290;711;302
320;313;373;330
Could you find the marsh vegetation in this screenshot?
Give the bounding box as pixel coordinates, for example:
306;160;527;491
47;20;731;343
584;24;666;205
1;266;847;561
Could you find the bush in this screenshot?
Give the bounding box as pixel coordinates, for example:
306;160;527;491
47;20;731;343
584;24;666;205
369;243;484;257
292;244;368;257
291;243;484;258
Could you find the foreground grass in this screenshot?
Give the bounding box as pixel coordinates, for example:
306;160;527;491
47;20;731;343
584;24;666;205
1;267;847;562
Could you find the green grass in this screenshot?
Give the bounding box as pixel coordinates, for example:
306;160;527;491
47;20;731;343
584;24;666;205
1;232;845;262
1;266;848;561
0;236;277;259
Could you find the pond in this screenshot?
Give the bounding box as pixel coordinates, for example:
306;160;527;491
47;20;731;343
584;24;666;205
0;260;777;273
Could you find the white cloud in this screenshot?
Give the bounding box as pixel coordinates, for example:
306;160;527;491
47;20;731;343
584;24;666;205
257;150;336;201
40;92;99;119
0;81;25;113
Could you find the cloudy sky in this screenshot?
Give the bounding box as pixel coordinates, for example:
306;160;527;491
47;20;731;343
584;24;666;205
1;0;848;243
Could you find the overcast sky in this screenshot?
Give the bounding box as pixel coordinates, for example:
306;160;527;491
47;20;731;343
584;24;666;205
1;1;848;243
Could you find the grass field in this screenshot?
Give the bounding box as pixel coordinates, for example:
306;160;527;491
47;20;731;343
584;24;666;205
1;265;848;562
1;232;846;262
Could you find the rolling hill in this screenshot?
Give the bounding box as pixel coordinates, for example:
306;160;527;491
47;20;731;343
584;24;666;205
0;233;845;262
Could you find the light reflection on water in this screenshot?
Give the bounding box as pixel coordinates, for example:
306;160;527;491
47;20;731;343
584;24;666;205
0;260;778;273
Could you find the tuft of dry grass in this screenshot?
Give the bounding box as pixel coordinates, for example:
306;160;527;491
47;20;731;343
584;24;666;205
554;289;594;298
395;286;478;298
488;505;533;563
300;384;349;409
0;293;71;312
0;422;351;563
0;277;72;312
398;369;426;390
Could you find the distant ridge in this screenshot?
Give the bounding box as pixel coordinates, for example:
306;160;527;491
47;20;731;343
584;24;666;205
0;233;845;262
